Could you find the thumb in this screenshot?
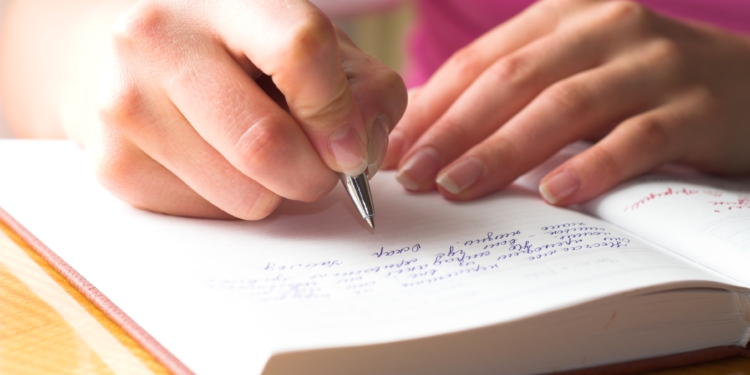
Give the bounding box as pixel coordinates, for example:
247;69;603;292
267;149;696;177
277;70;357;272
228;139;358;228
216;3;369;176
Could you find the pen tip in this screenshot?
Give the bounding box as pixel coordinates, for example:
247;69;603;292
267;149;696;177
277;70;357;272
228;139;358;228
365;217;375;229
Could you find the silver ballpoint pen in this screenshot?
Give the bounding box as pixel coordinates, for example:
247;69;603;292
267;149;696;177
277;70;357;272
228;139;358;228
339;172;375;229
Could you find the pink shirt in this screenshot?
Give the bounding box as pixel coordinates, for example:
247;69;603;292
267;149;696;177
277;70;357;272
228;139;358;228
405;0;750;87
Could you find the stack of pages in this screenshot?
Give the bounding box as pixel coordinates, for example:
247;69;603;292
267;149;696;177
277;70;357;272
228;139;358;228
0;140;748;374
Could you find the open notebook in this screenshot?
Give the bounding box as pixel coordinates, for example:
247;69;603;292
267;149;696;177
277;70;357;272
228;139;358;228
0;140;748;375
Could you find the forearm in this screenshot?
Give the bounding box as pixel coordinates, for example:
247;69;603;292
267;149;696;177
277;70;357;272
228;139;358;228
0;0;132;139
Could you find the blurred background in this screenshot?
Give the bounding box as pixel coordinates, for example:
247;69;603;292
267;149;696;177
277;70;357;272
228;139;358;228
335;2;414;75
0;3;415;139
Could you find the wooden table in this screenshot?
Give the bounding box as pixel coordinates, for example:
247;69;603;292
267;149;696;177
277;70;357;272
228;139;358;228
2;221;748;375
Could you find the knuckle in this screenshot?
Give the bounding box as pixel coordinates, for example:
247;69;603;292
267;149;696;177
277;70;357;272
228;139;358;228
111;1;171;49
433;117;473;151
648;38;681;59
372;67;407;99
687;86;719;114
234;116;290;173
445;45;485;77
96;81;145;132
598;1;648;26
585;145;624;181
489;52;532;86
540;81;590;120
644;39;685;72
283;9;336;64
627;116;671;151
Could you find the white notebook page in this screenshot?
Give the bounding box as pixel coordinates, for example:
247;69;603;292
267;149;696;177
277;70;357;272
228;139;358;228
0;140;745;375
584;172;750;285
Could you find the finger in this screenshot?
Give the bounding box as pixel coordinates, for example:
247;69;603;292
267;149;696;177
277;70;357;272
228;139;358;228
211;1;369;175
111;12;343;202
91;139;232;219
93;39;230;218
98;77;283;220
385;0;570;166
539;99;692;205
138;108;284;220
434;40;678;200
337;29;407;176
395;16;628;191
383;86;422;170
165;46;341;202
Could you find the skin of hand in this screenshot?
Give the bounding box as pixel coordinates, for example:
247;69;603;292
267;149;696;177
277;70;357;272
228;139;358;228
382;0;750;205
0;0;407;219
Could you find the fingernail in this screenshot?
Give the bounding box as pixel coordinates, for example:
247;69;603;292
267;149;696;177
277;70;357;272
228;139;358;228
367;116;390;177
329;124;368;175
396;147;441;191
437;157;485;195
539;170;580;204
